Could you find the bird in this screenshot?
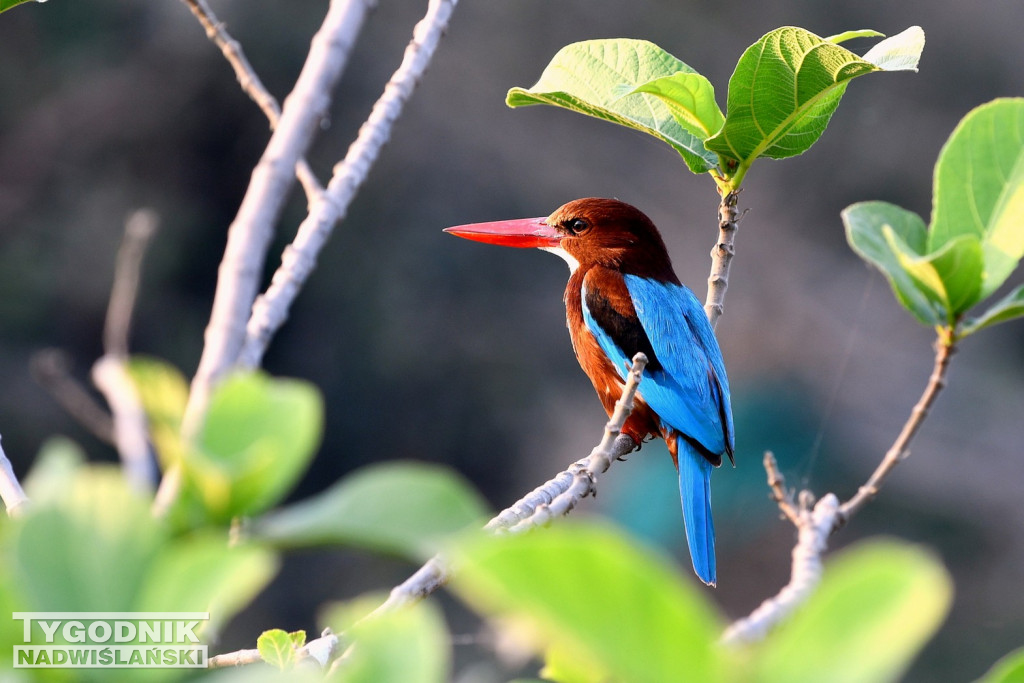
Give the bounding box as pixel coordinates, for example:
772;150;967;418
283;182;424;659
445;197;734;586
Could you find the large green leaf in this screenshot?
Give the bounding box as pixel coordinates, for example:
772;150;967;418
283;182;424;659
884;231;985;323
0;0;40;14
8;463;164;612
754;539;952;683
450;522;724;683
932;98;1024;299
961;284;1024;336
507;39;720;173
706;27;923;179
252;461;488;559
185;372;323;522
134;533;278;637
843;201;943;326
629;71;725;140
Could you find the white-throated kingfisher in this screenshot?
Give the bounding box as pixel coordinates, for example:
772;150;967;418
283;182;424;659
445;198;734;586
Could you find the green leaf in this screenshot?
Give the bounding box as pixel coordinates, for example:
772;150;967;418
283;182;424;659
754;539;952;683
706;26;922;180
253;461;488;559
7;463;165;612
932;98;1024;299
843;201;943;326
883;230;985;322
825;30;885;44
126;356;190;468
507;39;720;173
134;533;278;637
961;284;1024;336
0;0;41;15
978;647;1024;683
324;594;450;683
450;522;725;682
186;372;323;521
258;629;298;670
629;71;725;139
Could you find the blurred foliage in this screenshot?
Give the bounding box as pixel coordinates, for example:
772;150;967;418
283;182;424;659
0;1;1023;681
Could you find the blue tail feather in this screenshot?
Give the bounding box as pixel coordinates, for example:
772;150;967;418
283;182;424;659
678;441;716;586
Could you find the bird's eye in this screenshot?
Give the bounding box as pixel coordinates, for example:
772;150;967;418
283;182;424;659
563;218;590;235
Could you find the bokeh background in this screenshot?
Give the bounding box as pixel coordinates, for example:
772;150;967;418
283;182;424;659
1;0;1022;680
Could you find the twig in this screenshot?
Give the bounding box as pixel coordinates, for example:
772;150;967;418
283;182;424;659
178;0;324;202
92;358;155;493
30;349;115;445
0;434;29;517
93;210;160;492
763;451;799;526
208;353;647;669
103;209;157;357
182;0;372;440
704;189;740;329
369;354;645;617
838;339;955;523
238;0;460;369
721;493;839;644
726;337;957;643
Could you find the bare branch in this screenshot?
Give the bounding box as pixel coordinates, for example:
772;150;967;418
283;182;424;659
92;357;155;493
722;493;839;645
238;0;459;369
704;189;741;329
763;451;799;526
178;0;324;201
182;0;372;438
730;337;957;643
103;209;157;357
30;349;115;445
0;434;28;517
838;339;955;523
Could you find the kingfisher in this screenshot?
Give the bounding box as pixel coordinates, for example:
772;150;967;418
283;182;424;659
445;197;734;586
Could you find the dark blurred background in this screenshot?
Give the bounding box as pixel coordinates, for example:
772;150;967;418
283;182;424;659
1;0;1022;680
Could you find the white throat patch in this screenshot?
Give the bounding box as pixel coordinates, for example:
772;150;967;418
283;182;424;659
540;246;579;273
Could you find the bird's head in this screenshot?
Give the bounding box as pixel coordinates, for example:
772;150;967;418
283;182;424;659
445;198;676;279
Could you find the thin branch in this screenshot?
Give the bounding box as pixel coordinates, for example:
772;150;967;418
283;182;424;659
103;209;157;357
0;434;29;517
704;189;741;329
838;339;955;523
207;353;647;669
369;354;645;618
721;493;839;645
182;0;372;439
763;451;799;526
178;0;324;202
30;349;115;445
93;210;160;492
726;337;957;643
238;0;459;369
92;357;155;493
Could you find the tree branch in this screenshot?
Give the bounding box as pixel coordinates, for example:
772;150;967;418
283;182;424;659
178;0;324;202
721;493;839;644
30;349;115;445
838;339;955;523
725;337;957;643
182;0;372;438
238;0;459;369
0;434;28;517
704;189;741;329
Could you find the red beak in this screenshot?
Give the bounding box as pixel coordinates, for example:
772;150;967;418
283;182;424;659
444;217;562;248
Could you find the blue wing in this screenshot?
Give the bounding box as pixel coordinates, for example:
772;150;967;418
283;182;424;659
581;274;731;586
582;275;733;458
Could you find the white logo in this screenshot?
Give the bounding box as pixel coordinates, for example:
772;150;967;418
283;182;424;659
13;612;210;668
